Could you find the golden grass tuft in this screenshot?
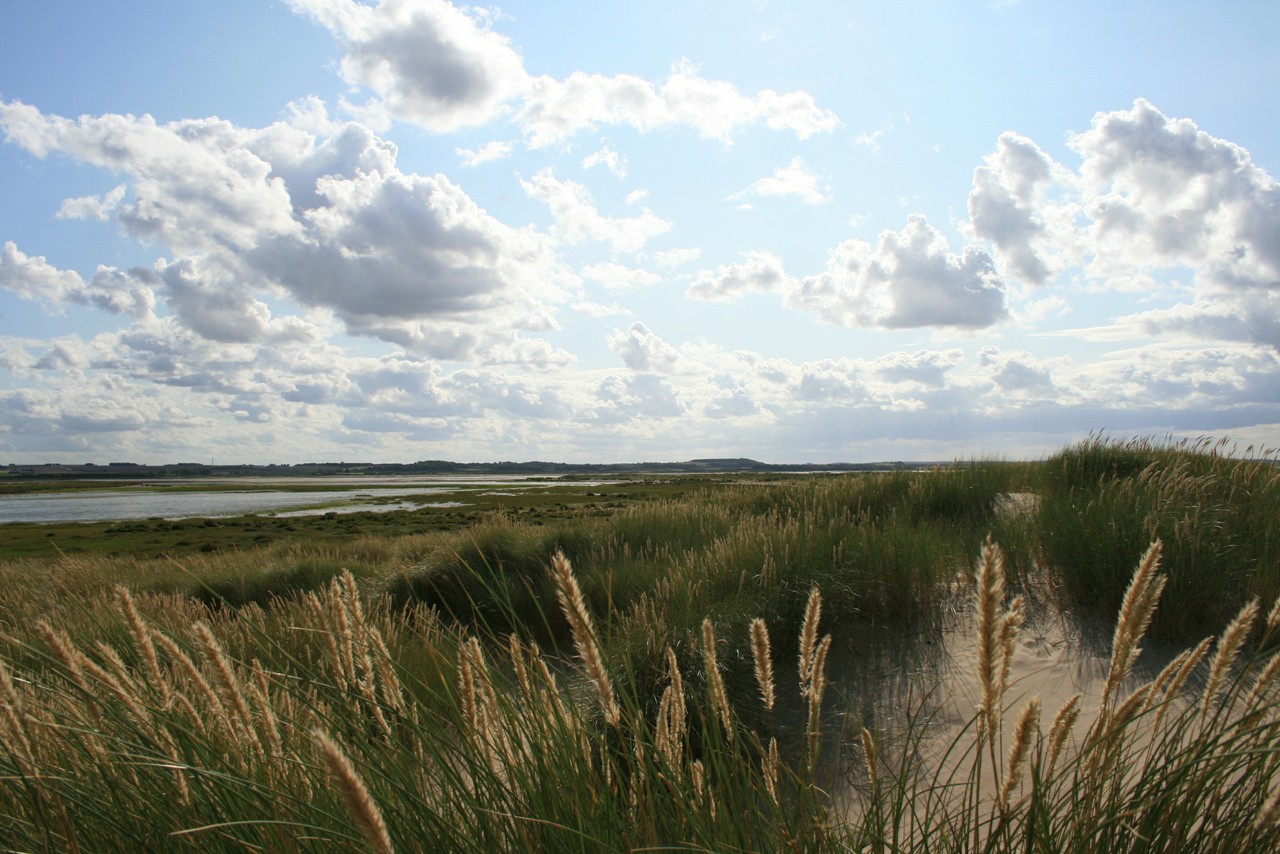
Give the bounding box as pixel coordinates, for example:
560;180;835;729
702;618;734;743
1202;597;1260;720
974;537;1009;736
997;697;1040;811
798;587;823;694
0;657;34;770
550;550;620;728
313;728;396;854
1044;693;1080;775
750;617;775;713
116;586;168;705
1102;540;1167;712
193;622;260;753
860;726;879;790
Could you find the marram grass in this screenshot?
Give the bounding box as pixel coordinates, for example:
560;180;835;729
2;540;1280;851
2;437;1280;850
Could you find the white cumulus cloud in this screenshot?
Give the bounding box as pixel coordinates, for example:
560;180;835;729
288;0;530;133
730;156;831;205
520;167;671;253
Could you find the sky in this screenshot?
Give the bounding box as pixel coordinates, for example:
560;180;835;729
2;1;1279;465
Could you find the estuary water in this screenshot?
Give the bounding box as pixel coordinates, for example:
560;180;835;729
0;477;553;524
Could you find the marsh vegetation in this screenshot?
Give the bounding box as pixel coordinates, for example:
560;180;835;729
1;436;1279;850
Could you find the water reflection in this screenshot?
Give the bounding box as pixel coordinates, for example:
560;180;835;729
0;482;542;524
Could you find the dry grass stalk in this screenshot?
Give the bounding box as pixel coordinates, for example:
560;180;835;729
1044;694;1080;775
93;641;142;698
1103;540;1167;711
152;630;227;737
1257;778;1280;831
666;646;686;738
702;618;734;743
798;588;823;693
116;586;169;705
1267;595;1280;634
763;737;781;804
860;727;879;789
655;646;687;769
338;571;367;634
550;551;620;727
457;645;480;738
997;697;1040;811
168;689;203;731
1153;636;1214;731
461;639;513;772
357;671;395;743
750;618;775;713
37;620;102;727
1145;645;1193;710
465;637;499;713
154;723;193;807
79;654;150;728
313;728;396;854
974;538;1006;735
365;624;405;714
999;595;1026;696
1244;649;1280;712
656;685;680;768
193;622;261;754
1202;598;1259;720
305;591;349;692
334;585;357;687
531;645;569;723
806;634;832;772
0;657;35;769
760;551;776;590
508;634;532;701
248;659;284;764
1108;683;1154;734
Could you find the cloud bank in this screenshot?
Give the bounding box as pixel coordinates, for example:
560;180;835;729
0;0;1276;464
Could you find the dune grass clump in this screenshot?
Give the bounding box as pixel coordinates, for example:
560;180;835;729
2;536;1279;851
1035;435;1280;639
0;559;842;851
846;538;1280;852
4;444;1280;849
379;464;1022;711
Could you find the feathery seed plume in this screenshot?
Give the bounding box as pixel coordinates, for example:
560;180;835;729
750;618;775;713
1104;540;1167;710
1045;694;1080;775
702;618;734;742
974;538;1006;734
799;587;823;695
860;727;879;789
313;729;395;854
1202;598;1260;719
551;551;620;727
998;697;1040;810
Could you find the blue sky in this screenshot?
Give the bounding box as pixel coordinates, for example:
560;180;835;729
2;0;1278;464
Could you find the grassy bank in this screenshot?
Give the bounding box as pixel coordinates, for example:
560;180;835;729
0;477;709;559
1;437;1279;850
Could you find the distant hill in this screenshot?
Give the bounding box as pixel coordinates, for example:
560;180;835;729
1;458;931;479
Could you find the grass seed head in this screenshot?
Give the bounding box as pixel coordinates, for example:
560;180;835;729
750;617;775;713
998;697;1040;811
1202;597;1260;719
551;551;620;727
702;618;734;743
313;728;395;854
